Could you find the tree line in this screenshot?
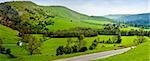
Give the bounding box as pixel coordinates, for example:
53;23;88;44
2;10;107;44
56;35;88;55
44;28;150;38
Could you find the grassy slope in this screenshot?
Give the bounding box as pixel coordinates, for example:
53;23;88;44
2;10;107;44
0;25;142;61
43;6;112;31
95;37;150;61
0;25;18;44
2;1;112;32
41;35;137;56
0;1;147;61
2;1;137;32
12;35;137;61
46;18;105;31
0;24;28;61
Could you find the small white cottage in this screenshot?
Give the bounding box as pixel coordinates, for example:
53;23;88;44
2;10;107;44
17;41;23;46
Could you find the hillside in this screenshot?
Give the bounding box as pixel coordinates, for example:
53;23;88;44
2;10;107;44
0;24;28;61
96;37;150;61
104;13;150;27
0;1;113;33
0;1;149;61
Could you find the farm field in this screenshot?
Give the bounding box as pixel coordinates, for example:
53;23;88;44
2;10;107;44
46;18;106;31
0;25;142;61
95;37;150;61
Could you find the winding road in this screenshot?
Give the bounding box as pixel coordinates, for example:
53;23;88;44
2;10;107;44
53;46;135;61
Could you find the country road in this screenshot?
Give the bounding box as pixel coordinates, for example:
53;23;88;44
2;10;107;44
53;46;135;61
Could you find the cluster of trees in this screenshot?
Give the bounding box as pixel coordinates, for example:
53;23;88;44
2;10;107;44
99;25;122;44
44;25;149;38
103;24;128;28
89;39;98;50
56;46;87;56
133;29;147;45
46;27;98;38
0;39;16;58
98;29;150;36
121;30;150;36
1;4;149;37
99;38;121;44
98;27;150;36
0;4;55;35
0;4;20;28
21;34;45;55
133;36;145;45
15;7;55;34
56;35;87;56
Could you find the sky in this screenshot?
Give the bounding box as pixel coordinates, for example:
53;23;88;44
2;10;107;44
0;0;149;16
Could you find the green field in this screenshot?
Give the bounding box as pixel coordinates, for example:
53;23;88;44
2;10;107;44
95;37;150;61
0;24;140;61
0;1;149;61
46;18;105;31
0;25;28;61
121;27;140;31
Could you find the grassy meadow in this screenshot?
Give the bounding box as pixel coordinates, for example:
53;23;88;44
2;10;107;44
0;1;149;61
0;25;142;61
95;37;150;61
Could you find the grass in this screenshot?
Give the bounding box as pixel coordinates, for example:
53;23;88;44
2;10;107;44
18;35;136;61
0;25;19;44
0;1;149;61
46;17;105;31
82;20;113;25
0;24;142;61
95;37;150;61
0;24;28;61
0;25;146;61
3;1;113;32
121;27;140;31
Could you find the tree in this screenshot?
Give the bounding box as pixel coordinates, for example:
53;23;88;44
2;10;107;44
22;35;42;55
21;34;30;43
89;45;94;50
56;46;64;56
89;39;98;50
28;36;42;55
6;48;11;54
134;28;146;44
0;38;3;50
64;47;73;54
66;38;72;47
79;47;87;52
106;38;112;44
0;38;5;53
116;25;122;43
78;34;86;49
72;45;78;53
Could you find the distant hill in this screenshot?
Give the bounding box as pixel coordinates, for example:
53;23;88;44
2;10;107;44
0;1;112;33
104;13;150;27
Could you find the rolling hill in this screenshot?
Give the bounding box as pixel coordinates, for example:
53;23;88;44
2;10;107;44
104;13;150;27
0;1;149;61
0;1;113;32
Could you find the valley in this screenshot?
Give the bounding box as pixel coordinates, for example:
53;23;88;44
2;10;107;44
0;1;149;61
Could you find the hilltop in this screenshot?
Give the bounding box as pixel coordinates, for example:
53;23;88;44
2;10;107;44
104;13;150;27
0;1;113;33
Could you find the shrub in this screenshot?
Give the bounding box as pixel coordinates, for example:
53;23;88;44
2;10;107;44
79;47;87;52
6;48;11;54
64;47;73;54
56;46;64;56
72;45;78;53
89;45;95;50
89;39;98;50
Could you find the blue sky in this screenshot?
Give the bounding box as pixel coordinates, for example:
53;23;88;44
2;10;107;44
0;0;149;16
